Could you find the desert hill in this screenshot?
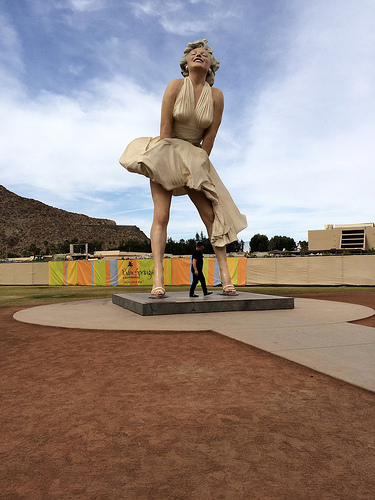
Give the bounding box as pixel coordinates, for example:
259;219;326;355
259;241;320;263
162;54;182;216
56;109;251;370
0;185;149;256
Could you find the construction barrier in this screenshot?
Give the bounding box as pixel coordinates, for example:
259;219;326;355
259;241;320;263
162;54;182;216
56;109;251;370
0;262;49;285
246;255;375;286
47;257;247;286
0;255;374;286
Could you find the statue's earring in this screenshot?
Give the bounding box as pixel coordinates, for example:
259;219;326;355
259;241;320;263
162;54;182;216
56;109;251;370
184;64;188;72
208;68;212;74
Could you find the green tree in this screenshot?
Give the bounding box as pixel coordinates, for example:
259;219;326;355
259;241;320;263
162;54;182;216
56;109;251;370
56;240;71;253
49;242;57;255
268;235;296;252
165;237;179;254
165;237;197;255
298;240;308;255
88;240;103;253
250;234;269;252
119;239;151;252
195;231;213;254
23;243;41;257
227;239;244;253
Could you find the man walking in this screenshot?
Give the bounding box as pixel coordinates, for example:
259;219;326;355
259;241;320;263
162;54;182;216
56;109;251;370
189;242;213;298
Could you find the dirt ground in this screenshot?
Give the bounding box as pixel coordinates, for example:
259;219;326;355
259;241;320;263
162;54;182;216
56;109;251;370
1;291;374;499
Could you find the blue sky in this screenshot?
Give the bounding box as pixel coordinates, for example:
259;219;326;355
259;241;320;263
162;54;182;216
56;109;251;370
1;0;374;246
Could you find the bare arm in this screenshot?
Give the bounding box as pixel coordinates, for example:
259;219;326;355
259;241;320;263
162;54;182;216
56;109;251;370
160;79;183;139
201;87;224;156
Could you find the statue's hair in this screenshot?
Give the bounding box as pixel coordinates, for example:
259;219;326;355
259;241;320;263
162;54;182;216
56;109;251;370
179;39;220;86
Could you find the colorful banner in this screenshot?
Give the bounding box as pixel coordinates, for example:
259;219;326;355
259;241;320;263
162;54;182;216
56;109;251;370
49;261;77;285
171;258;188;286
49;261;63;285
49;257;246;287
118;259;154;286
77;260;92;285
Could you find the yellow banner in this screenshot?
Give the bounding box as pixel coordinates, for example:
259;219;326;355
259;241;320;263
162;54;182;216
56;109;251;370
118;260;154;286
49;261;64;285
94;261;106;286
66;261;77;285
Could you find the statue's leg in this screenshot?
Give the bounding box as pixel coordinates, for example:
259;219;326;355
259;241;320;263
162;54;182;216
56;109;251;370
150;180;172;293
186;188;235;290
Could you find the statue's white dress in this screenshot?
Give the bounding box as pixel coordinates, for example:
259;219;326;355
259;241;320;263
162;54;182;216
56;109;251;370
119;77;247;247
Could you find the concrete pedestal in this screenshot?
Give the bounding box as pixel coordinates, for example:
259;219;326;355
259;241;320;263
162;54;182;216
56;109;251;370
112;291;294;316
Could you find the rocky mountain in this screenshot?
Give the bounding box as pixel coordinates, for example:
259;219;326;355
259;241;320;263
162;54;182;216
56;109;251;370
0;185;149;256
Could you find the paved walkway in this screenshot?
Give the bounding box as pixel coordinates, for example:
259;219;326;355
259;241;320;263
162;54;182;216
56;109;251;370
14;297;375;392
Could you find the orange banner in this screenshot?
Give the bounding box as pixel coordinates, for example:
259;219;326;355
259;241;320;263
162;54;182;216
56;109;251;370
171;258;190;285
77;261;92;285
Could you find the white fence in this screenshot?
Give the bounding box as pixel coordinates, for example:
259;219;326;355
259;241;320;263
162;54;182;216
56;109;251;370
246;255;375;286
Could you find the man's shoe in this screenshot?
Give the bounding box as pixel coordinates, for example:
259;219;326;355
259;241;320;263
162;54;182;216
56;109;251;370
189;294;199;298
204;292;213;296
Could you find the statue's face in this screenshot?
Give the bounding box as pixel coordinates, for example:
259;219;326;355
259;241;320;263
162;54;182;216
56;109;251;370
187;48;211;74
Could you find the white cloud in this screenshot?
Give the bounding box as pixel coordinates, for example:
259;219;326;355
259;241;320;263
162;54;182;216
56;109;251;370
68;0;106;11
1;0;374;244
0;76;161;201
232;0;375;240
0;14;24;76
129;0;242;36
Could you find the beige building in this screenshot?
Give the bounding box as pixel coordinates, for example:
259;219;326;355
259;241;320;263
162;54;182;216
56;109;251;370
308;223;375;252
